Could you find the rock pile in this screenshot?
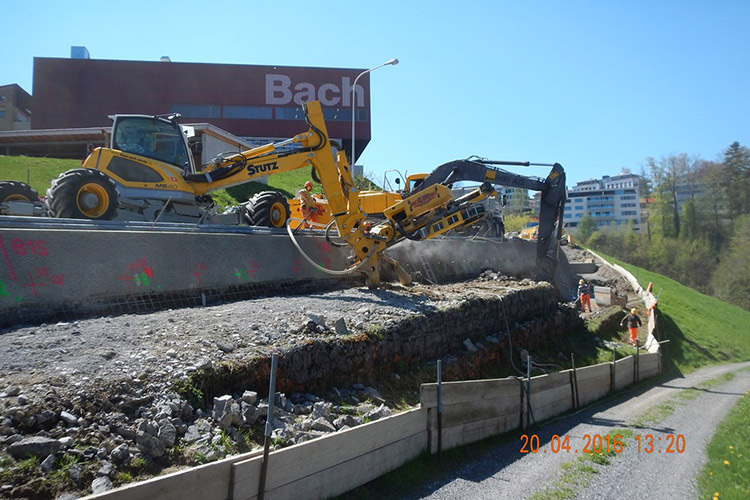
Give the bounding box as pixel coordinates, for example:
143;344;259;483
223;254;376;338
0;381;392;498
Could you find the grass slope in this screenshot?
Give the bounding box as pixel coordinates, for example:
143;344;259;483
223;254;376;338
597;253;750;374
0;155;80;195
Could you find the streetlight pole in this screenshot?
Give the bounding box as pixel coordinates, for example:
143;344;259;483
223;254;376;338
350;58;398;167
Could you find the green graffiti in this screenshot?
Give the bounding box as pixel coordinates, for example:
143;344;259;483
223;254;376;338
0;281;8;297
134;272;151;287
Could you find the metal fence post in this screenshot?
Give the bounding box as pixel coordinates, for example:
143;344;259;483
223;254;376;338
258;354;278;500
611;348;616;392
570;353;579;409
526;356;532;428
437;359;443;456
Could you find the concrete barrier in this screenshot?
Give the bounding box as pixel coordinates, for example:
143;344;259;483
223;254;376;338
0;218;357;327
0;221;582;328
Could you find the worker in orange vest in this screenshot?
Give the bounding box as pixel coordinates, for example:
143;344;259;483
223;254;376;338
298;181;319;226
577;279;592;312
620;308;643;346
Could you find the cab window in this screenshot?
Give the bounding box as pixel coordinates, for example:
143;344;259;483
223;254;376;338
113;117;190;170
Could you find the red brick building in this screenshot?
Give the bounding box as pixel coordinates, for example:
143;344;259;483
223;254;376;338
30;57;372;161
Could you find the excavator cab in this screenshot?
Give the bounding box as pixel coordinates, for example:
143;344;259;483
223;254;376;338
110;114;195;174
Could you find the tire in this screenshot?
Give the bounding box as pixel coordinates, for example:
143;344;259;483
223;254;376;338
45;169;119;220
242;191;290;228
0;181;40;202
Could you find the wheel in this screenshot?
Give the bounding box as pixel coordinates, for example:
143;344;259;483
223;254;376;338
45;169;119;220
0;181;40;202
242;191;290;228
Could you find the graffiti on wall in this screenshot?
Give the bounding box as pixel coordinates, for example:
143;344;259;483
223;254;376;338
116;258;161;291
0;234;64;302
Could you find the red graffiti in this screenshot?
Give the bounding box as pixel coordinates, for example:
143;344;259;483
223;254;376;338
0;234;17;281
192;262;208;284
247;260;259;279
11;239;48;257
24;269;64;297
117;258;154;289
315;241;333;254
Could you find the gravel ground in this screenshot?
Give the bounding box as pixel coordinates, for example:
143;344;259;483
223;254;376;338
0;278;533;394
395;361;750;500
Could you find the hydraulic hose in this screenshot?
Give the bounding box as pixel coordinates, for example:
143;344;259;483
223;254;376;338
286;219;372;276
324;219;349;247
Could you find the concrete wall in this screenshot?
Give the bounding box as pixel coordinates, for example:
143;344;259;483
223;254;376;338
0;221;357;327
1;223;582;328
387;237;579;299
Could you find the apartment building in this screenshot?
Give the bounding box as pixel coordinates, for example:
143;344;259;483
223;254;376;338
564;173;643;233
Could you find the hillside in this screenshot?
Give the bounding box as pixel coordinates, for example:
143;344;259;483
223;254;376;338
600;253;750;374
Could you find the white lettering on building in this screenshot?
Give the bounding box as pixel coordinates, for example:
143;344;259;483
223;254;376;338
265;74;365;107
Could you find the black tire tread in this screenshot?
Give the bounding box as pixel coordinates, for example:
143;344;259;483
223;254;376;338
45;169;119;220
242;191;290;227
0;181;40;202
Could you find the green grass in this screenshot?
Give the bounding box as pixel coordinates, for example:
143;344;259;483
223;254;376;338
698;388;750;500
0;155;80;195
595;252;750;374
213;168;315;208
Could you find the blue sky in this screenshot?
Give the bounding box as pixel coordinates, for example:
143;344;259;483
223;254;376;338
3;0;749;187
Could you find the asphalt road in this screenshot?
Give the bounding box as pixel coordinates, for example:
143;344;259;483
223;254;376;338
397;361;750;500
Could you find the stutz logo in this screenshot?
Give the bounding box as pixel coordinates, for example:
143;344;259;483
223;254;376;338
409;191;437;209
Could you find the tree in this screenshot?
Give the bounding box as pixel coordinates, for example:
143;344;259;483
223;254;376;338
711;214;750;310
680;199;699;241
722;141;750;221
647;153;705;239
503;213;535;233
505;188;530;215
577;214;598;243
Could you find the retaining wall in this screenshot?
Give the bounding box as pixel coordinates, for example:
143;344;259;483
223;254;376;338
0;220;356;328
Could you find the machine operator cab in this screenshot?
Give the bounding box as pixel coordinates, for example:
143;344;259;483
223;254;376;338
110;114;195;175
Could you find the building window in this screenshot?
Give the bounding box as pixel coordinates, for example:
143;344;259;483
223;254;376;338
171;105;221;119
0;109;5;118
275;107;305;120
223;106;273;120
